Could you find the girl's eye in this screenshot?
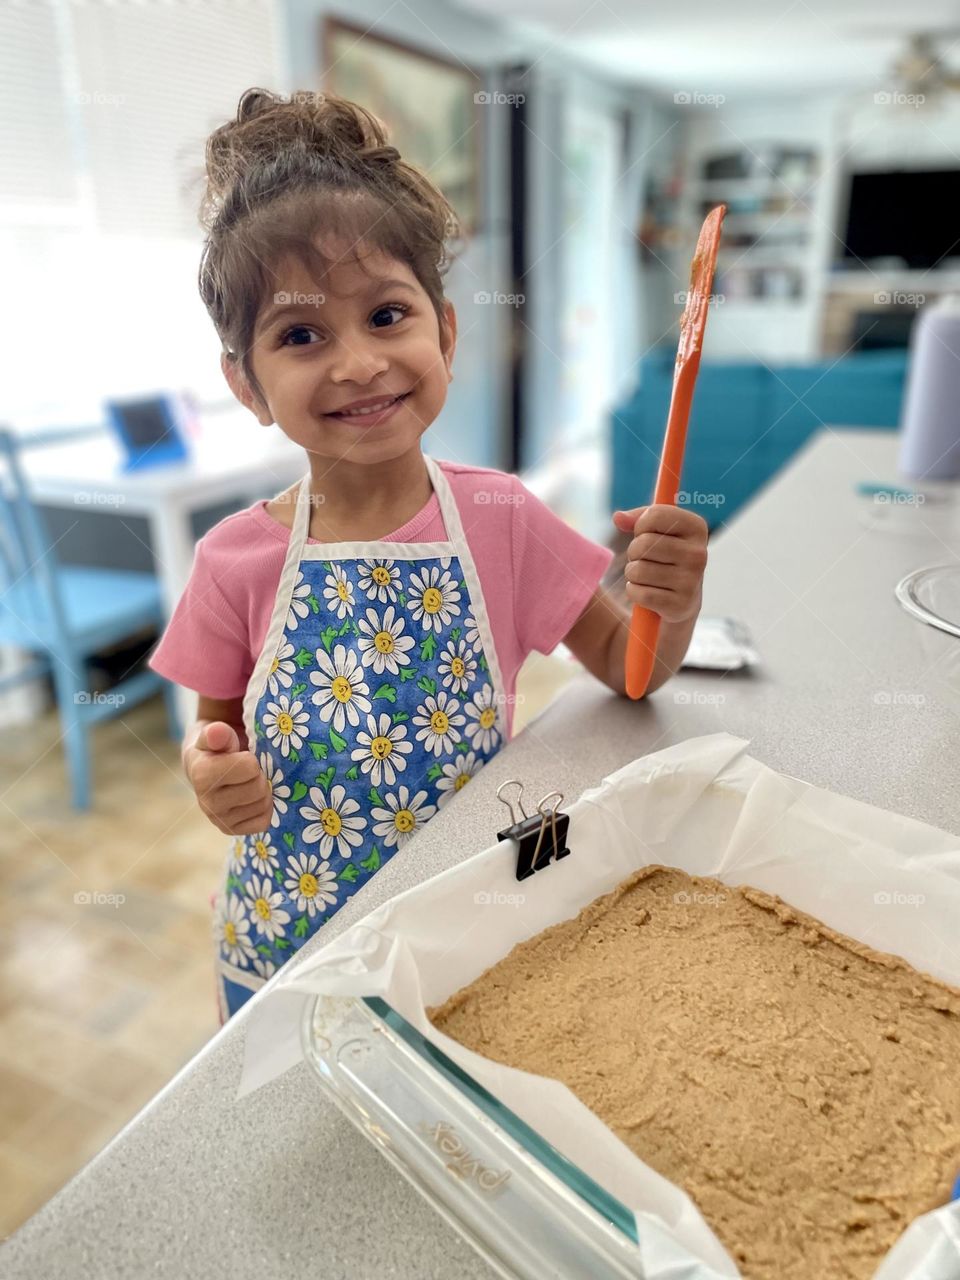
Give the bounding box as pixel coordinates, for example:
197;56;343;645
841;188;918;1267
279;325;318;347
371;302;410;328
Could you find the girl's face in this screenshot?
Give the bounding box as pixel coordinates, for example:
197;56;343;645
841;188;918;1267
225;236;456;467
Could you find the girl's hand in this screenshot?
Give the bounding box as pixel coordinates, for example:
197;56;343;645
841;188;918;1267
185;721;274;836
611;504;708;622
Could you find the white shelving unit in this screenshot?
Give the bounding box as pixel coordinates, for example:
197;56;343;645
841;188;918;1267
687;155;822;360
669;100;841;361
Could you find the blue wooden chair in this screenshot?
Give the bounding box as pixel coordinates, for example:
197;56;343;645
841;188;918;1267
0;425;180;810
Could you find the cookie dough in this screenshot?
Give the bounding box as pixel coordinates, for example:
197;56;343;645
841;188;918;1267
428;865;960;1279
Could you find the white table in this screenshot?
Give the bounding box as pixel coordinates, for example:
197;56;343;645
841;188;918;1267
19;405;307;731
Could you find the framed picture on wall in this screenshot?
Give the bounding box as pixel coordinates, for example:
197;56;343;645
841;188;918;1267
322;18;483;237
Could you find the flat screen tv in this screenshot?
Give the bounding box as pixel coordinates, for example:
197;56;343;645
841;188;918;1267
841;169;960;270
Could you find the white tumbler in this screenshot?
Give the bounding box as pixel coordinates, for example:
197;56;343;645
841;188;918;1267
899;294;960;480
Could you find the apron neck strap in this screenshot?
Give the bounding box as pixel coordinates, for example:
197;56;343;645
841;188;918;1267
424;454;464;546
291;469;314;551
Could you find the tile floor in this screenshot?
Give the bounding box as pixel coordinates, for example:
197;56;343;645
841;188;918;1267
0;647;586;1239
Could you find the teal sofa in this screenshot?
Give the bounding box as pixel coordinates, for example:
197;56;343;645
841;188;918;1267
610;349;909;527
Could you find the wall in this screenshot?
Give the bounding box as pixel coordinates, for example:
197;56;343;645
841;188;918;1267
283;0;516;471
521;61;660;470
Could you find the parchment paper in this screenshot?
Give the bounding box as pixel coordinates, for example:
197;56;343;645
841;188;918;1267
237;733;960;1278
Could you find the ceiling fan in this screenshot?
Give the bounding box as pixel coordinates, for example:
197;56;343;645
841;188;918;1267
892;31;960;95
851;28;960;97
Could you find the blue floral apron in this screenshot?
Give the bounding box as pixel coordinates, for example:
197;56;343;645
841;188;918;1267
213;454;508;1019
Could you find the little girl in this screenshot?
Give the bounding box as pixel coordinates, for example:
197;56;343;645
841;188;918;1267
148;87;709;1021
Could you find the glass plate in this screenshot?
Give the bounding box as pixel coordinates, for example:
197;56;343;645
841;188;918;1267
300;993;705;1280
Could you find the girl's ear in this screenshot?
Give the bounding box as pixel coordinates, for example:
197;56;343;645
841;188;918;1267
221;351;273;426
440;299;457;382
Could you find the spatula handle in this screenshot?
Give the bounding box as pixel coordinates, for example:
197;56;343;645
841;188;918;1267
626;608;661;699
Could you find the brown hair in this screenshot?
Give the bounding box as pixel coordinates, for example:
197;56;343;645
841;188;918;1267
198;87;462;408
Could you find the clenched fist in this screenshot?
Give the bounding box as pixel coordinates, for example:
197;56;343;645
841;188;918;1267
185;721;274;836
612;504;708;623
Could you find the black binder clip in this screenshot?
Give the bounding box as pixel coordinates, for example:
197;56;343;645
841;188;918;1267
496;780;571;882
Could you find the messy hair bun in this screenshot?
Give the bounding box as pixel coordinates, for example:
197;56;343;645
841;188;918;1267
198;87;462;406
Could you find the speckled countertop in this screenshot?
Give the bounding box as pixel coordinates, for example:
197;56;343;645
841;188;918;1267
4;430;959;1279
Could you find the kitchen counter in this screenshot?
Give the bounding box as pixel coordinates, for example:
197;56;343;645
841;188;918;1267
4;429;959;1279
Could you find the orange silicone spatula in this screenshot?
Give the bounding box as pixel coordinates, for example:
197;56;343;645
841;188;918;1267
625;203;727;700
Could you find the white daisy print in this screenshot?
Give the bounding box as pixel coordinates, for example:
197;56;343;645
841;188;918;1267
351;712;413;787
266;639;297;697
262;695;310;758
407;565;461;633
299;784;367;859
309;644;371;733
248;830;280;875
244;874;291;943
464;683;501;754
215;894;257;967
437;638;477;694
357;606;415;676
286;569;313;631
259;752;291;828
463;614;481;650
228;837;246;875
253;955;276;980
413;690;465;757
284;851;339;917
323;564;356;619
371;786;437;849
358;558;401;603
436;750;485;807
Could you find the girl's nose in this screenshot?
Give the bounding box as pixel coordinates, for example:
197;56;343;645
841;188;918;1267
327;335;389;385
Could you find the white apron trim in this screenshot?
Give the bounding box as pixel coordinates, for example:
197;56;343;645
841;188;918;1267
242;454;508;753
296;540;456;560
219;957;266;993
426;454;509;723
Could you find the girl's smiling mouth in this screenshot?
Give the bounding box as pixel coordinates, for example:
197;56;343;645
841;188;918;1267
324;390;412;426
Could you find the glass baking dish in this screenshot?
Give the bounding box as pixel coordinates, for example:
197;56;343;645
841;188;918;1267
896;563;960;640
300;993;703;1280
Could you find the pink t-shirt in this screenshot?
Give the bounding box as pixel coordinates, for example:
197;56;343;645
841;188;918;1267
148;457;614;740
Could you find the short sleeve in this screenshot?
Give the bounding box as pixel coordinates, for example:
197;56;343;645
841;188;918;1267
147;535;253;699
511;475;615;656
